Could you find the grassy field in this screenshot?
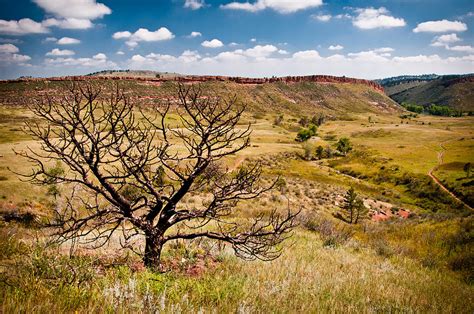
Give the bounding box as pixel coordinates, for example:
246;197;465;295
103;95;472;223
1;81;473;312
2;226;473;313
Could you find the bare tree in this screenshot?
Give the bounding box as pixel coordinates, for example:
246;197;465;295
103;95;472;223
16;82;298;269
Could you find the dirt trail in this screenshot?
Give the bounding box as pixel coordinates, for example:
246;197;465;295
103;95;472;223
428;141;472;210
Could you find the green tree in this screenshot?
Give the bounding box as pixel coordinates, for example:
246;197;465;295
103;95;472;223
308;124;317;135
340;187;367;224
296;124;317;142
296;129;312;142
45;162;64;199
336;137;353;156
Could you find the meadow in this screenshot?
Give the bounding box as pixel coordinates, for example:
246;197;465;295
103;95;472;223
0;82;473;312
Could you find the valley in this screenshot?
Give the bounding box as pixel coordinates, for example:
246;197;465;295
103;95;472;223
0;77;473;312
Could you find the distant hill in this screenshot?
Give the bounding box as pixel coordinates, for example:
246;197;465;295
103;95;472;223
0;75;401;117
87;70;182;79
377;74;474;111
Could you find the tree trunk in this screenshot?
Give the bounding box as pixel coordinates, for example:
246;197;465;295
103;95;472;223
144;234;163;269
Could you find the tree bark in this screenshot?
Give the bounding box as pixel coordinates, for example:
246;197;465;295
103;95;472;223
144;234;163;269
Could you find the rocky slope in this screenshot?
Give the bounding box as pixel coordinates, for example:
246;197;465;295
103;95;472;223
0;74;400;117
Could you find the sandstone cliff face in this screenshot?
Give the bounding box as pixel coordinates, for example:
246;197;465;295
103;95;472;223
1;74;385;93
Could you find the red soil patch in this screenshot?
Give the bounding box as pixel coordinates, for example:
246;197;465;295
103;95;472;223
371;208;411;222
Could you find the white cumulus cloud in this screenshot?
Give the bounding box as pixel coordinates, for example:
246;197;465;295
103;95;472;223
113;28;175;48
93;53;107;60
328;45;343;51
347;48;395;60
431;33;462;47
413;20;467;33
447;45;474;53
46;48;75;56
0;43;20;54
293;50;321;59
0;18;49;35
0;44;31;65
42;18;93;29
220;0;323;14
112;31;132;39
45;56;116;68
312;14;331;22
188;31;202;38
32;0;111;20
31;0;110;30
353;7;406;29
124;47;474;80
201;39;224;48
184;0;206;10
241;44;277;58
57;37;80;45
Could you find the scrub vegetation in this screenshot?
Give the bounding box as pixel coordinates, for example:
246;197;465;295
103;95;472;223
1;80;473;312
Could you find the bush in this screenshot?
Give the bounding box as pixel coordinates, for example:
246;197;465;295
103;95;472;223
299;212;353;247
273;114;284;126
301;142;315;160
336;137;352;156
298;116;309;127
296;128;312;142
296;124;318;142
316;145;324;160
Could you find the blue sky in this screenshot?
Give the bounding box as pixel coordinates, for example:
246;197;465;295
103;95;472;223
0;0;473;79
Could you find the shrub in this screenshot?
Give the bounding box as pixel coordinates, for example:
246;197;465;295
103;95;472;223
301;142;315;160
298;116;309;127
295;124;318;142
336;137;353;156
311;114;325;126
316;145;324;160
296;129;312;142
299;212;353;247
273;114;284;126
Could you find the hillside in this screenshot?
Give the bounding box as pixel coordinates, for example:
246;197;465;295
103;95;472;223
0;75;400;117
1;75;473;313
86;69;182;79
378;74;474;111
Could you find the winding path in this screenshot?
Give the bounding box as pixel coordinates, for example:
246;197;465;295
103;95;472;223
428;141;473;210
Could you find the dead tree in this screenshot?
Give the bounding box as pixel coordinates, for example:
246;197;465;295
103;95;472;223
17;82;298;268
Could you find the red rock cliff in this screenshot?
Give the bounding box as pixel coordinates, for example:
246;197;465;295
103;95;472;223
1;74;385;93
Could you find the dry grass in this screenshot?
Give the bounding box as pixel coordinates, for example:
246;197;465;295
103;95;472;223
1;100;473;313
1;226;473;313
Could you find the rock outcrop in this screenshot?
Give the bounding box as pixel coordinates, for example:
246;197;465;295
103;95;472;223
1;74;385;93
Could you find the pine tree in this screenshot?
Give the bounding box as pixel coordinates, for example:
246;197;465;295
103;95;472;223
340;187;367;224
